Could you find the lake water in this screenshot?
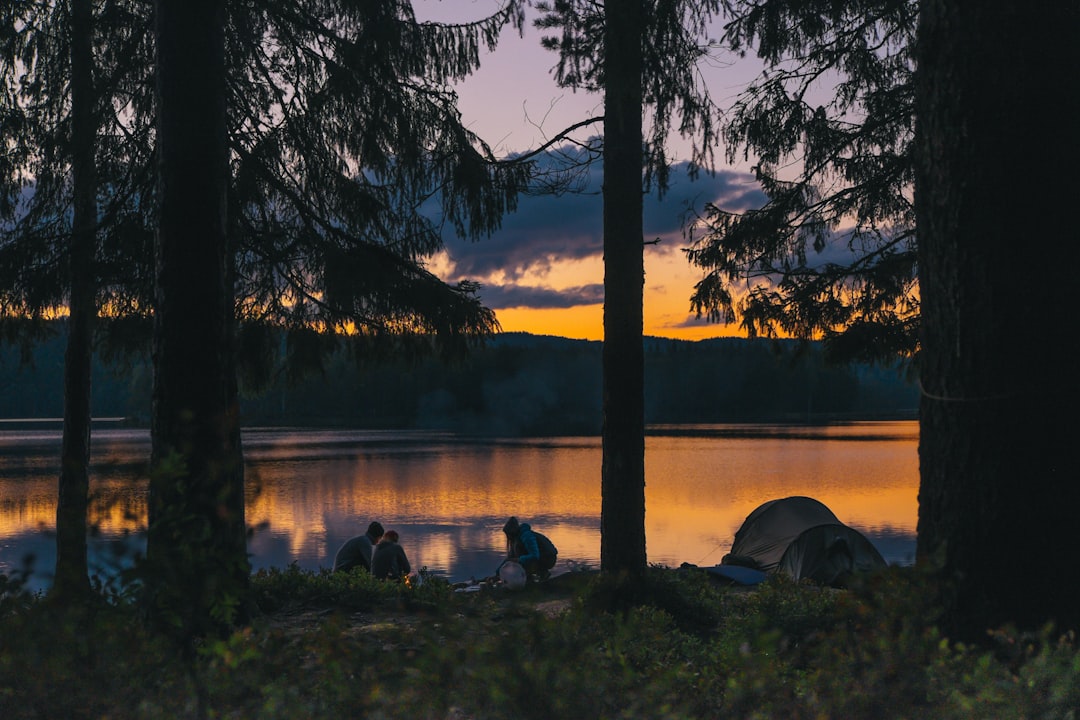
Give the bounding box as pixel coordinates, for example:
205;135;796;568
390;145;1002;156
0;421;919;591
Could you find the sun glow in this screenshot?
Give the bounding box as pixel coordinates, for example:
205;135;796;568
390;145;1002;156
490;253;748;341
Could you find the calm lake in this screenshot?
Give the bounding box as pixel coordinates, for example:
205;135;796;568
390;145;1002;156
0;421;919;591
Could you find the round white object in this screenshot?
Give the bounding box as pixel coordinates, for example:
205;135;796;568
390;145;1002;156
499;560;527;590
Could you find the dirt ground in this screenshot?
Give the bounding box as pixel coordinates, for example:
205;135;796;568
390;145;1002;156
260;569;595;638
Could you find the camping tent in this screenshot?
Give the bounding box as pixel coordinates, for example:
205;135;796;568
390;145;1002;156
722;496;887;587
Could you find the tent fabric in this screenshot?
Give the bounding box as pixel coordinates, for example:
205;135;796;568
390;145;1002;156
703;564;767;586
775;523;887;587
724;496;887;587
727;496;843;573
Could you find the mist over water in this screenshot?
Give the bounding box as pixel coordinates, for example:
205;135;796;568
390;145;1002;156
0;422;918;591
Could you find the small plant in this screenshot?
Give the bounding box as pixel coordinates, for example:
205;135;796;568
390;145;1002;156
0;569;34;618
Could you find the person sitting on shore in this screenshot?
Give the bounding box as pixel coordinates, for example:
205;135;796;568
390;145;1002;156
370;530;412;581
502;516;557;581
332;521;384;573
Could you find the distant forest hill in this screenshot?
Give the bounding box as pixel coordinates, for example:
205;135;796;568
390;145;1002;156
1;331;917;436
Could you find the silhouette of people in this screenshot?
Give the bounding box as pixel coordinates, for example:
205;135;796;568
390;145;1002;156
502;516;557;581
370;529;412;581
333;521;384;573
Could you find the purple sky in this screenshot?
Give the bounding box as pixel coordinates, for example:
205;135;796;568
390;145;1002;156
416;1;773;339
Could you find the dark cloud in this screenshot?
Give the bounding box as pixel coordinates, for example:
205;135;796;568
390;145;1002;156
442;157;766;283
642;167;765;237
666;313;734;331
476;282;604;310
444;165;604;280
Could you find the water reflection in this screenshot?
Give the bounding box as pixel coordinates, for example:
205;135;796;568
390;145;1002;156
0;422;918;590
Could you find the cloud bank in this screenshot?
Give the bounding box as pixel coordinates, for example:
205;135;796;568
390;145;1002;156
441;158;766;311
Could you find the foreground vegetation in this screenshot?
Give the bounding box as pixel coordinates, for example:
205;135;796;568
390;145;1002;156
1;566;1077;719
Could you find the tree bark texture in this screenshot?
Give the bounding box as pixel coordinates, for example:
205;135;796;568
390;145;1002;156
55;0;96;600
915;0;1080;635
147;0;247;635
600;0;648;577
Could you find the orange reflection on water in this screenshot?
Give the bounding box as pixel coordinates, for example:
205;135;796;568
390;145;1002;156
243;435;605;573
0;478;146;538
643;424;919;567
2;423;919;583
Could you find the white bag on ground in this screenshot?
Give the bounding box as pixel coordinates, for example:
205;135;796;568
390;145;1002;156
498;560;527;590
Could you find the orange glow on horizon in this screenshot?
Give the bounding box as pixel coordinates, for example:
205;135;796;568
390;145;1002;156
491;258;750;341
494;304;603;341
473;239;754;342
493;302;747;342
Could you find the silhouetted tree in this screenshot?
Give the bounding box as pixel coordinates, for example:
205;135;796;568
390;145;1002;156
598;0;647;577
1;0;139;599
5;0;530;381
684;0;919;364
1;0;157;324
915;0;1080;636
3;0;168;597
3;1;530;607
54;0;97;601
537;0;723;577
224;0;530;382
145;0;247;637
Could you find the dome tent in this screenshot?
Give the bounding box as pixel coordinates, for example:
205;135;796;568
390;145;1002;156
723;496;887;587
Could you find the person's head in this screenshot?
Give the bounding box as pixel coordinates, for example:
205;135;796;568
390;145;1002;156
382;530;399;543
503;517;520;556
366;521;385;541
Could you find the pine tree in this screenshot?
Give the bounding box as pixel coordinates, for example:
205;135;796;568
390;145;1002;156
4;0;531;373
0;0;144;598
146;0;243;638
915;0;1080;636
225;0;530;375
684;0;919;364
145;0;532;634
55;0;97;601
536;0;723;576
3;0;532;619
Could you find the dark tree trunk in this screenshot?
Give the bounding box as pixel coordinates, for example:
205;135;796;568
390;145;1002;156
915;0;1080;636
147;0;248;636
54;0;96;601
600;0;647;577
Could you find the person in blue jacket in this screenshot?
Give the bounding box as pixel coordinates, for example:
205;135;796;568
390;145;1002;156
502;516;557;581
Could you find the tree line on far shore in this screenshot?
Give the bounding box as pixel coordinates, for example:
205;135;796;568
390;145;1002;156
1;329;916;435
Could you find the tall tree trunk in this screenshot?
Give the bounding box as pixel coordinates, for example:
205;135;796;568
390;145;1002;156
600;0;647;577
915;0;1080;636
54;0;96;601
147;0;248;637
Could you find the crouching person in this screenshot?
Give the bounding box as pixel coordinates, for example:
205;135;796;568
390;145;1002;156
371;530;411;581
502;516;557;581
333;521;384;573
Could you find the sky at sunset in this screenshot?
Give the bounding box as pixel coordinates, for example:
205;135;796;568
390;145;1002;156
417;1;769;341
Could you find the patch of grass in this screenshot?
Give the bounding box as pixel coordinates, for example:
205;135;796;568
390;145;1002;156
580;564;726;635
250;563;452;614
2;566;1078;719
